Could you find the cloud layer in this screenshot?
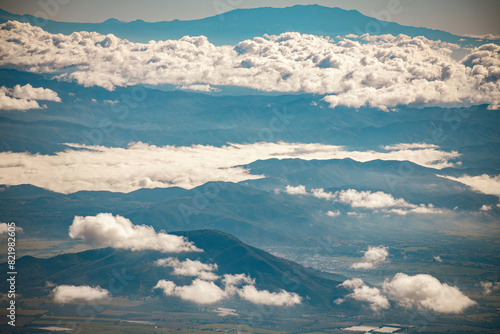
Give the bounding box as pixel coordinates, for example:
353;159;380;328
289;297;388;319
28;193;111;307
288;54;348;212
0;84;60;111
52;285;110;304
1;21;499;110
69;213;200;253
351;246;388;269
0;142;459;194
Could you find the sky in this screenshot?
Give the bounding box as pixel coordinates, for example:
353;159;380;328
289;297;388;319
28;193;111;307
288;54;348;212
0;0;499;36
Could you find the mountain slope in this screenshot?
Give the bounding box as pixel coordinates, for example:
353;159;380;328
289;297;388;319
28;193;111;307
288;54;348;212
0;229;349;310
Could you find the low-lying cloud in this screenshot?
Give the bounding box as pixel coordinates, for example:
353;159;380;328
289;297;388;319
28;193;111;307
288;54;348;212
0;84;60;111
155;279;226;304
440;174;500;197
52;285;110;304
383;273;476;313
351;246;388;269
156;257;219;281
154;272;301;306
480;281;500;295
69;213;201;253
284;186;444;215
0;141;459;194
285;185;307;195
340;273;476;314
1;21;499;110
336;189;413;209
236;285;302;306
0;222;22;234
339;278;390;312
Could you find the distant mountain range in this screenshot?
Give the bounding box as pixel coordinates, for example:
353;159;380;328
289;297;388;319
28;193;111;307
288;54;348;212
0;5;495;46
1;69;500;160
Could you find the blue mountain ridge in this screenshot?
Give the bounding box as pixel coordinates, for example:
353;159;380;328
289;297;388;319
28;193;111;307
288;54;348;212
0;5;494;47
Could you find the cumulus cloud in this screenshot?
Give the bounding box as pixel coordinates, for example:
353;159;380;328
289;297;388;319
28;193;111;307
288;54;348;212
311;188;336;200
0;142;458;194
0;222;23;234
439;174;500;197
0;91;43;110
339;278;390;311
69;213;200;253
383;273;476;313
326;210;340;217
434;256;443;262
351;246;388;269
155;279;226;304
285;185;307;195
480;281;500;295
285;185;445;215
236;285;302;306
385;204;448;216
154;272;301;306
52;285;110;304
9;84;61;101
480;205;492;211
0;84;60;111
1;21;499;110
156;257;219;280
336;189;413;209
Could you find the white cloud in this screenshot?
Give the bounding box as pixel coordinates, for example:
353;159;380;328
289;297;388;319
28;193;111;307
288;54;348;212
464;34;500;40
0;84;60;111
480;281;500;295
311;188;336;200
480;204;492;211
386;204;448;216
434;256;443;262
52;285;109;304
326;210;340;217
383;273;476;313
0;142;458;194
1;21;499;110
285;185;307;195
339;278;390;312
0;91;43;110
439;174;500;197
10;84;60;102
155;278;226;304
154;272;301;306
336;189;414;209
69;213;201;253
236;285;302;306
176;84;219;92
351;246;388;269
156;257;219;281
285;186;446;215
224;273;301;306
0;222;23;234
383;143;439;151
